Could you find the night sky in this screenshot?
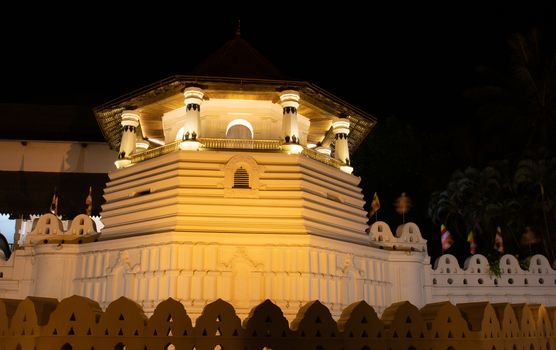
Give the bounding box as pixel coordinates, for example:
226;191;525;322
1;9;555;257
0;9;552;119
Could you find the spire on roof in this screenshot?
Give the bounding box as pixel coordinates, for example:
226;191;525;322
191;25;286;80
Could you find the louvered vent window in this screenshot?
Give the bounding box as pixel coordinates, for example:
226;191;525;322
233;167;250;188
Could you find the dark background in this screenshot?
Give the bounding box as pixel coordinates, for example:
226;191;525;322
1;8;554;261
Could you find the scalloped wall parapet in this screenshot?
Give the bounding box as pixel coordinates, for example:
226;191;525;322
430;253;556;289
368;221;428;252
25;213;99;245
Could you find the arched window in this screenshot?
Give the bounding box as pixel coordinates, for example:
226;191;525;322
226;119;253;139
233;167;250;188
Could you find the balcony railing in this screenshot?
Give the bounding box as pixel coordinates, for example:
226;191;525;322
129;140;180;164
301;147;343;169
129;138;342;170
200;138;281;150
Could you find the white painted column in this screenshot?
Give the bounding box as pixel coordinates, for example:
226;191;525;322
135;123;149;152
180;87;205;151
115;110;140;169
315;143;332;156
279;90;303;154
332;117;353;174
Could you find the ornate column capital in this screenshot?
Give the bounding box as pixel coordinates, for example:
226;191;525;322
183;87;205;106
279;90;300;109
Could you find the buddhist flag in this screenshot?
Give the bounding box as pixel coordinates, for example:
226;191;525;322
49;190;58;216
467;231;478;255
85;186;93;216
369;192;381;217
494;226;504;253
441;224;453;253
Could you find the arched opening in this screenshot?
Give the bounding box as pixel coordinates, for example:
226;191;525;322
233;167;250;188
226;119;253;139
61;344;73;350
114;343;126;350
165;344;175;350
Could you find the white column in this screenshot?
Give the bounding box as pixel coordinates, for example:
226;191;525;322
332;117;353;174
279;90;302;154
279;90;300;143
114;110;140;169
135;123;149;152
315;143;332;156
180;87;205;150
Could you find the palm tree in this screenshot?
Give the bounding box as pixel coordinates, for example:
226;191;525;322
513;148;556;260
428;166;506;251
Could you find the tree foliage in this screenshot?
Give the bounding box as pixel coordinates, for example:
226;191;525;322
428;28;556;262
428;149;556;261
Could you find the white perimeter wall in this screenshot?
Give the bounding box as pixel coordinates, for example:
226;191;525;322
1;223;555;322
0;231;429;321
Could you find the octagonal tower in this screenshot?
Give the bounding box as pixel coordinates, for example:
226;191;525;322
87;34;430;319
0;34;431;321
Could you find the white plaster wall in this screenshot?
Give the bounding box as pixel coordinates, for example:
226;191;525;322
1;223;555;322
0;230;429;321
425;253;556;306
0;140;115;173
100;150;369;243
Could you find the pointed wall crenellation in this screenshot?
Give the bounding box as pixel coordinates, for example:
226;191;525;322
290;300;341;349
1;296;553;350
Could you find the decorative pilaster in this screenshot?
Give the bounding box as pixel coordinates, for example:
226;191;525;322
114;110;140;169
180;87;205;151
279;90;303;154
332;117;353;174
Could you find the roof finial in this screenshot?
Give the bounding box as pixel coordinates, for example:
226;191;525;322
236;20;241;36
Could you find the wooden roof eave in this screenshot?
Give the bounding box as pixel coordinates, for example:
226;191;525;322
93;76;377;151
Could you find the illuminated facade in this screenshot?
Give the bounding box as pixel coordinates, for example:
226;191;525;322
0;34;555;321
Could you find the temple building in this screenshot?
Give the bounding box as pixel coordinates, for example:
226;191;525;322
0;33;554;322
